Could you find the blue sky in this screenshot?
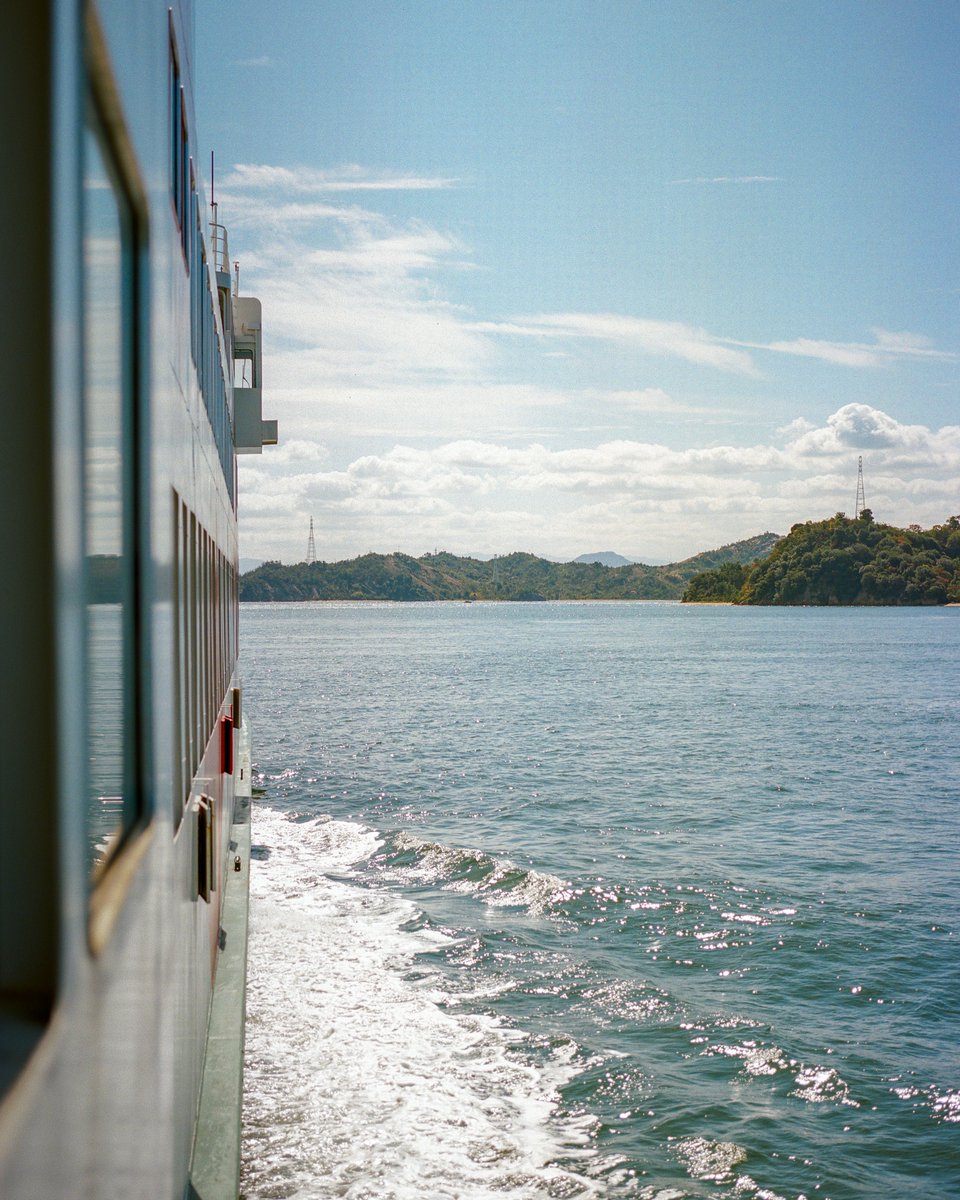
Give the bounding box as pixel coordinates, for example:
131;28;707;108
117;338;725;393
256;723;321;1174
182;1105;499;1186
196;0;959;563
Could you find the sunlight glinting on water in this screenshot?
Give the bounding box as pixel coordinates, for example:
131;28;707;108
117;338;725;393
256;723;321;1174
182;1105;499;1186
240;602;959;1199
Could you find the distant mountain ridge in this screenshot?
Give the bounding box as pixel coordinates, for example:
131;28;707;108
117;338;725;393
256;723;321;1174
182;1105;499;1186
240;532;781;602
573;551;634;567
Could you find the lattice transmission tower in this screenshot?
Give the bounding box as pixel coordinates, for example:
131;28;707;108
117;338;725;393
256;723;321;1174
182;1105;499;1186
854;456;866;518
306;516;317;564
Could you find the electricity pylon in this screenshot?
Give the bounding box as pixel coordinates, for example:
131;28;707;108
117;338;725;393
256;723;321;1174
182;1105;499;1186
854;457;866;518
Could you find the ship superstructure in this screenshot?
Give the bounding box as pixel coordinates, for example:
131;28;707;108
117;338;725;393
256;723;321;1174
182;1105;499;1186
0;2;274;1196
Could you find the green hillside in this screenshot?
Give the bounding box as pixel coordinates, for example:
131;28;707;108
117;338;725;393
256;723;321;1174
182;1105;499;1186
682;513;960;605
239;532;781;602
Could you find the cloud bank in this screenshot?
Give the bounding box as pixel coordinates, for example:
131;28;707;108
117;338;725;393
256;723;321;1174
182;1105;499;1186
241;403;960;563
219;164;959;563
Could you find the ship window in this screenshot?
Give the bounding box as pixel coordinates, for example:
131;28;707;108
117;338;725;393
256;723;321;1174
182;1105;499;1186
189;510;199;775
173;499;241;825
169;38;189;264
169;43;179;210
233;347;256;389
83;106;138;880
173;494;188;819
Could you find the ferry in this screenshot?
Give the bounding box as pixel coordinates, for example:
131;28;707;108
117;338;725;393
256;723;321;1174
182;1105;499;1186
0;2;275;1196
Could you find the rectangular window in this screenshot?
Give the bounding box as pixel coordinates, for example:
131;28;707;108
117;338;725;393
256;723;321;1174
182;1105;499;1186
169;47;179;209
83;100;138;879
169;37;189;265
173;494;194;819
233;348;255;389
201;532;207;751
172;495;181;815
215;551;223;697
189;509;198;776
181;126;190;257
174;503;240;819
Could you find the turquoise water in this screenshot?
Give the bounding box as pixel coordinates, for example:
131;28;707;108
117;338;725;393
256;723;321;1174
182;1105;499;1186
239;602;959;1199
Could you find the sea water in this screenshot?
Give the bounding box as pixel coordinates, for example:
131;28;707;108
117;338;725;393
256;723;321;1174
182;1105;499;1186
237;602;959;1199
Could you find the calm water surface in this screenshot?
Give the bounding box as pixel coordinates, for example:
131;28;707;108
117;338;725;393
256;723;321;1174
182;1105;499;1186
239;602;959;1200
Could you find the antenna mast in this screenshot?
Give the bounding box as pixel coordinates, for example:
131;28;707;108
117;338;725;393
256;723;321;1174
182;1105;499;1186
306;516;317;564
854;456;866;517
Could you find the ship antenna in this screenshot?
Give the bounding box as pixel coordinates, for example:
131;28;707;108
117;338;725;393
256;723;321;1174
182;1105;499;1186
306;517;317;564
854;456;866;518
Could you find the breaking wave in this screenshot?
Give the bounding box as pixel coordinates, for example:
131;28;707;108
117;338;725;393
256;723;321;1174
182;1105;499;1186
241;808;598;1199
373;830;569;915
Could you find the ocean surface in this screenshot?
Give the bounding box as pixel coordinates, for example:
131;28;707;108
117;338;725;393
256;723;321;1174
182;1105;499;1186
237;601;959;1200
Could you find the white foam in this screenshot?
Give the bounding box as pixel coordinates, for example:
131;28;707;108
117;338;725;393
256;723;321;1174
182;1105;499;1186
386;830;568;915
242;808;595;1198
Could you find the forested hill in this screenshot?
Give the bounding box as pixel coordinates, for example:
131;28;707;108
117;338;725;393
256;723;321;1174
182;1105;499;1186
682;513;960;605
239;532;780;602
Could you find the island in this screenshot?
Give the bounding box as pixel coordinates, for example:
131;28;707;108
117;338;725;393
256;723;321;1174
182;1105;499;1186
239;533;780;602
682;513;960;605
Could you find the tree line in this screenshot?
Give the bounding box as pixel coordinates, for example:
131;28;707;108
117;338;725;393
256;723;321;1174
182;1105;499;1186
239;533;781;602
682;513;960;605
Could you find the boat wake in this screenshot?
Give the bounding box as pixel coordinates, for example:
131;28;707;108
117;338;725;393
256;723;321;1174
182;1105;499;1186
372;829;569;915
241;808;597;1199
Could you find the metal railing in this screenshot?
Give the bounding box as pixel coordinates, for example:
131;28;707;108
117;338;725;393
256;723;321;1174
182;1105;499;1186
210;203;230;275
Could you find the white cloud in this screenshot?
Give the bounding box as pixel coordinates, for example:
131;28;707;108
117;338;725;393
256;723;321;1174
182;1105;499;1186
219;163;956;458
475;313;759;376
778;416;815;438
783;403;958;461
218;163;959;562
223;197;382;233
219;201;492;412
475;310;954;380
222;163;460;194
730;330;958;369
262;439;330;466
241;404;960;562
871;329;941;354
763;338;883;368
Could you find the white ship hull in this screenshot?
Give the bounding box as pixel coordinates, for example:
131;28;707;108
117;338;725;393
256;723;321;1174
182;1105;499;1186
0;3;274;1196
